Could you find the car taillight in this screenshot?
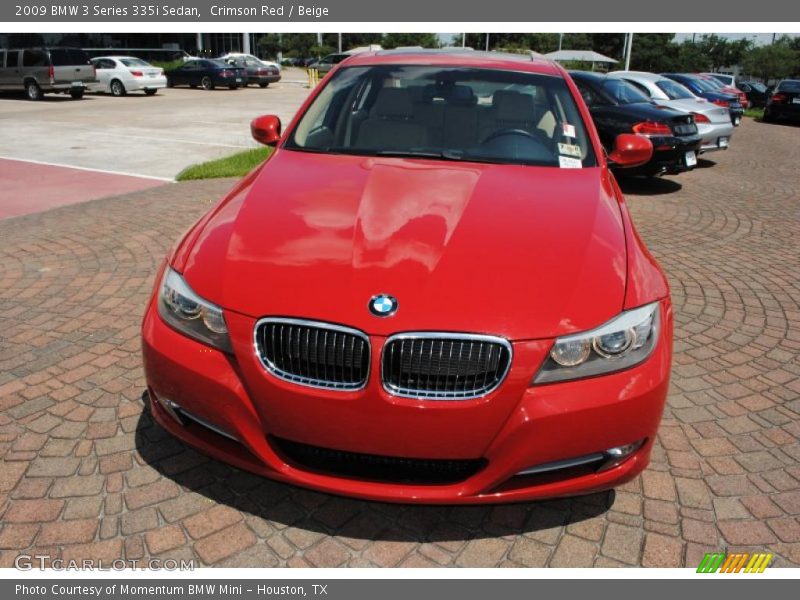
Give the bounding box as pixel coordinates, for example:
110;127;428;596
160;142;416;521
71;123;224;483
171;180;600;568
771;93;787;104
48;64;54;81
257;69;267;75
712;99;730;107
632;121;672;136
692;113;711;124
220;69;233;77
130;70;143;77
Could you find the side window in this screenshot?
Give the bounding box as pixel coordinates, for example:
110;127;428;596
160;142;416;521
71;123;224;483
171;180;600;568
739;83;750;92
0;50;5;68
7;50;20;68
22;49;48;68
626;79;651;98
575;82;596;107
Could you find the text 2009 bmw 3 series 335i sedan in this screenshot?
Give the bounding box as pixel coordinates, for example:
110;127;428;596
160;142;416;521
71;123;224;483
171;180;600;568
142;50;673;504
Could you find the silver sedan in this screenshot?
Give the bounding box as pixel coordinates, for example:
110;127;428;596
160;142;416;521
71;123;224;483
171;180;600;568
608;71;734;154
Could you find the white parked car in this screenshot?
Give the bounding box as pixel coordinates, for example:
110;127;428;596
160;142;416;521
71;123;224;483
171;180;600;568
218;52;281;71
89;56;167;96
608;71;734;154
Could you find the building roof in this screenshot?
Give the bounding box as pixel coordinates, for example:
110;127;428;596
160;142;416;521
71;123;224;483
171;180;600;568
544;50;618;64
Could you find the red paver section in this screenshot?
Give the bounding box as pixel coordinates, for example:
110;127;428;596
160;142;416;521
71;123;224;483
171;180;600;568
0;119;799;568
0;158;168;220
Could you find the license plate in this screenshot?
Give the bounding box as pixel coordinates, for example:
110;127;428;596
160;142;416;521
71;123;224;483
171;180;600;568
685;151;697;167
718;137;729;148
734;116;741;125
236;78;242;82
792;98;800;104
148;73;156;78
71;81;82;87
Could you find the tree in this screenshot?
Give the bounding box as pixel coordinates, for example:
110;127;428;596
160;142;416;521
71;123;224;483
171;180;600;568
741;42;799;83
629;34;680;72
382;33;439;49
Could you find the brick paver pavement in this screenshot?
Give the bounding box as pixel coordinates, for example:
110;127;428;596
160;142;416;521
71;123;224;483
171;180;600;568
1;118;799;568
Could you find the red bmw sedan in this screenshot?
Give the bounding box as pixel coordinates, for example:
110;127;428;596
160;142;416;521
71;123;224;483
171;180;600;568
142;50;673;504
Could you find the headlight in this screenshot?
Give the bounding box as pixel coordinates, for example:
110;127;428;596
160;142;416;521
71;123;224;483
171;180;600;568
157;267;232;353
533;302;660;384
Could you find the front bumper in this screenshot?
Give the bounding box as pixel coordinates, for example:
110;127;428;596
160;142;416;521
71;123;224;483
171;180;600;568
141;299;672;504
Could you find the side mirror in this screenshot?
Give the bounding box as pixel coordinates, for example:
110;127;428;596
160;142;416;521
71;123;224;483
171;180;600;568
608;133;653;168
251;115;281;146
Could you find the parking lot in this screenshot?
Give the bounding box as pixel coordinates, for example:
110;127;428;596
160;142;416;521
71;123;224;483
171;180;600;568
0;102;799;566
0;69;310;179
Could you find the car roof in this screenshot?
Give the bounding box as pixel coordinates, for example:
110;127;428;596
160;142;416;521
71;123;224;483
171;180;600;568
93;56;142;60
608;71;665;82
342;49;561;76
567;70;609;82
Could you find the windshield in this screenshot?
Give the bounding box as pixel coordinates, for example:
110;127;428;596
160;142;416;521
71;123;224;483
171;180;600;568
691;77;718;92
120;58;149;67
777;80;800;93
656;78;695;100
285;65;597;168
749;82;767;92
601;78;651;104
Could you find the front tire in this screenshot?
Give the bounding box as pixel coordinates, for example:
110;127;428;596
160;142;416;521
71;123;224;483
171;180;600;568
25;80;43;101
110;79;126;97
201;76;214;90
69;88;84;100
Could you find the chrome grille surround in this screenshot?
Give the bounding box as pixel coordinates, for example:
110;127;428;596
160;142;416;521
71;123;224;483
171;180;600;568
381;332;513;400
254;318;370;391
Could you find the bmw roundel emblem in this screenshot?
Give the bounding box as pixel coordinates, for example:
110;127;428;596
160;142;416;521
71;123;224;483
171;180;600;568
369;294;398;317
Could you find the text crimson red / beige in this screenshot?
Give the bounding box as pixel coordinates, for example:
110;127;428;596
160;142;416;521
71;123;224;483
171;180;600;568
211;4;330;17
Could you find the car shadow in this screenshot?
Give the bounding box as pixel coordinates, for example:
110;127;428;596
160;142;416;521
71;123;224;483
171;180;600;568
757;117;800;128
694;158;717;169
134;392;614;542
0;91;97;102
617;176;683;196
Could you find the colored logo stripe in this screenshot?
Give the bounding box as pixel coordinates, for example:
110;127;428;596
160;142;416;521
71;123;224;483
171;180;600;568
697;552;772;573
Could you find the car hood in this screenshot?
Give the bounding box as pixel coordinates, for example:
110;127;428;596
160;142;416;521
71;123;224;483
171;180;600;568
182;150;628;340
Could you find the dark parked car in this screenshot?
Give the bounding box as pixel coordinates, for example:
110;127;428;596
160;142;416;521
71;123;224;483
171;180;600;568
309;52;350;76
737;81;771;108
662;73;744;126
569;71;702;176
223;57;280;87
764;79;800;123
165;59;244;90
0;47;95;100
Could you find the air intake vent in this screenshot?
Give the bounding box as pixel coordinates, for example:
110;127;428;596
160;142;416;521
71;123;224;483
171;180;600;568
272;437;486;484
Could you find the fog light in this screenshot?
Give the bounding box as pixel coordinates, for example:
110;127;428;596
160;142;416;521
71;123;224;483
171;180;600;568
597;439;645;472
151;392;186;427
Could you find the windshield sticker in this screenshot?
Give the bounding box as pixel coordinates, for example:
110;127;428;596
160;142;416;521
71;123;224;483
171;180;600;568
561;123;576;138
558;143;582;158
559;156;582;169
